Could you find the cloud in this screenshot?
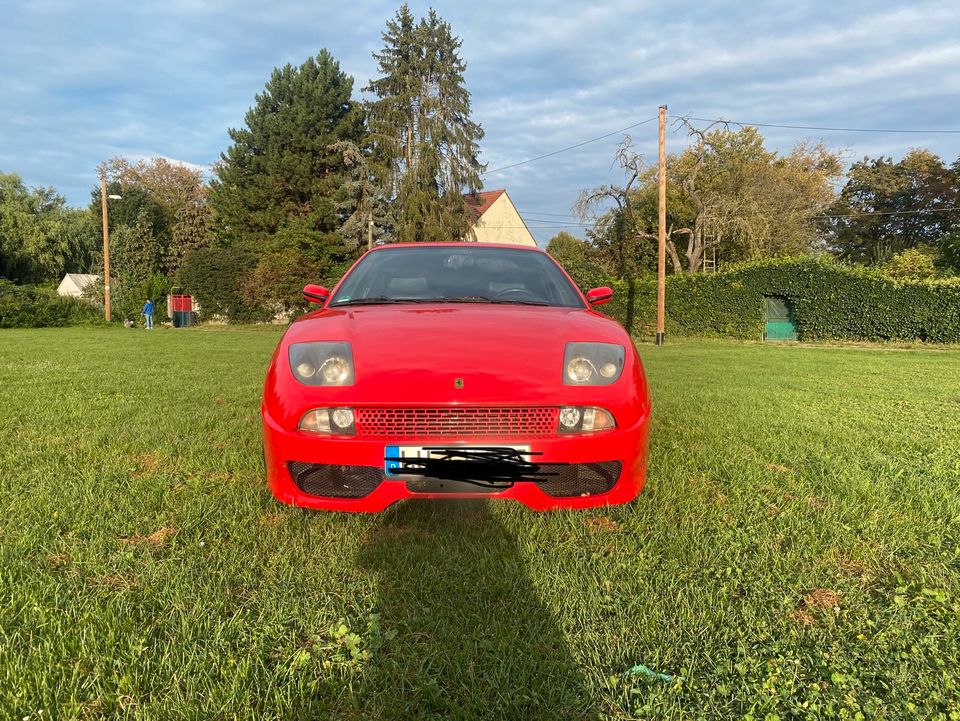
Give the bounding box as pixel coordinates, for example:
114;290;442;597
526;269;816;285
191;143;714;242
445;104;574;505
1;0;958;245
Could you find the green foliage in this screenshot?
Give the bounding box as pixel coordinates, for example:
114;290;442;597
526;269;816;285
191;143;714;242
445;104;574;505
881;246;939;280
110;210;165;284
178;246;261;322
210;49;362;278
582;127;842;277
545;231;607;290
940;225;960;274
98;156;214;276
1;172;99;284
824;149;960;264
116;274;170;324
330;140;393;252
0;280;103;328
595;257;960;343
366;5;484;242
238;249;322;318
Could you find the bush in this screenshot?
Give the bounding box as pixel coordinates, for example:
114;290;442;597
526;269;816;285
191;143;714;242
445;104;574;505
595;257;960;343
178;247;262;322
83;273;171;324
881;247;939;280
0;280;104;328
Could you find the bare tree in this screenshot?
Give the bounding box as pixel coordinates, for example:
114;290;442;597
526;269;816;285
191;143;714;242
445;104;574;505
665;118;736;274
574;137;652;329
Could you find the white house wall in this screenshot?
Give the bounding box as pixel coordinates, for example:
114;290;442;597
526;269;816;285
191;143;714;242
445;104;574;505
469;194;536;247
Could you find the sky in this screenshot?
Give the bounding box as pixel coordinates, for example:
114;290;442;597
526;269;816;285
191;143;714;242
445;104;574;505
2;0;959;245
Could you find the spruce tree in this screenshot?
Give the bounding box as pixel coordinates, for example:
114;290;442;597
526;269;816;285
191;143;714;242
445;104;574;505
210;49;363;274
366;5;484;242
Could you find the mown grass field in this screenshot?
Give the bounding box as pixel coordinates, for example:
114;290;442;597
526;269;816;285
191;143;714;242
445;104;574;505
1;326;959;720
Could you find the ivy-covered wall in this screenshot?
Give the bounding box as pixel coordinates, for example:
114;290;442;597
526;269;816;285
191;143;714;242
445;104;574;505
591;258;960;343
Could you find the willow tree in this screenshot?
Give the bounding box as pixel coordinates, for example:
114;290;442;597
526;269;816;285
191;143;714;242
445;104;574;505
365;5;484;242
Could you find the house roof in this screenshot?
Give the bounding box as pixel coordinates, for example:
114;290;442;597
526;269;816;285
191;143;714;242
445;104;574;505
63;273;100;288
465;189;506;219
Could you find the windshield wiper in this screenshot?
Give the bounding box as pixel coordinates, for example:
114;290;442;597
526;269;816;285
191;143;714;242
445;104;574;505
331;295;551;307
421;296;551;306
485;298;550;306
330;296;416;306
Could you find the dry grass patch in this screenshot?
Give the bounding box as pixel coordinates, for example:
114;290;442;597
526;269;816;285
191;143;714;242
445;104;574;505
803;588;841;612
122;526;177;549
585;516;620;533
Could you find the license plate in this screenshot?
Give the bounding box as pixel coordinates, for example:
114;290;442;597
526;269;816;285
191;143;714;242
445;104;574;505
384;444;531;477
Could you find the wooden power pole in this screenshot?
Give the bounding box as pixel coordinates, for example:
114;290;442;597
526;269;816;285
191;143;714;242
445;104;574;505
656;105;667;346
367;212;374;251
100;174;111;322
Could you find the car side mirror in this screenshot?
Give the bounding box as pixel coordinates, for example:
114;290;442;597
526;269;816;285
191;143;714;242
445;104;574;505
303;284;329;304
586;286;613;306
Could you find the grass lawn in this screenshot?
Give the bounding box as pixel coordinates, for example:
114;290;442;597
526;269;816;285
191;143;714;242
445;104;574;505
1;326;959;720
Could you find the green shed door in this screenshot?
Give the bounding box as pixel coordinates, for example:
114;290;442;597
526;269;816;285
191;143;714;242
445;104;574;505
764;296;797;341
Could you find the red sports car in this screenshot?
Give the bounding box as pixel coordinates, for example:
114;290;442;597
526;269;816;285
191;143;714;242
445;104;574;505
261;242;650;512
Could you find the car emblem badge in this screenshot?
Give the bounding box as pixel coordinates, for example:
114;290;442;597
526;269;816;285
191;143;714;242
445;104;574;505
454;377;465;389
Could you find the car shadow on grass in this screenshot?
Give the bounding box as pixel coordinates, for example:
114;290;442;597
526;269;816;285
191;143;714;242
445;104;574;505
350;499;599;720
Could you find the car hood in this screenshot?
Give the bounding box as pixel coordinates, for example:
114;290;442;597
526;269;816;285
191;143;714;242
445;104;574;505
279;303;633;405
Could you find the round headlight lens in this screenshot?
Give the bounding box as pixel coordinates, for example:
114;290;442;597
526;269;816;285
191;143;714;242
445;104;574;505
566;358;594;383
599;362;618;378
330;408;355;428
559;407;582;429
295;362;316;378
320;356;349;384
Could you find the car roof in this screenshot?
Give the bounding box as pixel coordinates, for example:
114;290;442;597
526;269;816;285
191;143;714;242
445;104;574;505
368;242;545;253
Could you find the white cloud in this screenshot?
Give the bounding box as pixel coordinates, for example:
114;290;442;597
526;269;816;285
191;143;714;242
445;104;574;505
1;0;958;244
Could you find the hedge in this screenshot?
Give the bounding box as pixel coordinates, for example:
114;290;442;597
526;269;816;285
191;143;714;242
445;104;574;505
592;257;960;343
0;280;105;329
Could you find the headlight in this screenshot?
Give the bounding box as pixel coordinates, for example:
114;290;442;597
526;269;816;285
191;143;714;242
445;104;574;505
558;406;616;433
562;343;625;385
299;407;356;435
288;342;355;386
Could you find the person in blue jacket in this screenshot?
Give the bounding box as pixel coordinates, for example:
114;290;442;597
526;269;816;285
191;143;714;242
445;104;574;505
142;299;154;330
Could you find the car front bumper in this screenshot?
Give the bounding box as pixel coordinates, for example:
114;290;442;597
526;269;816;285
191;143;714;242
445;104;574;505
262;406;650;512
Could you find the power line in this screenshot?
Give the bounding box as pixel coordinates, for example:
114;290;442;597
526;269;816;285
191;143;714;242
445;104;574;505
519;209;580;218
515;206;960;229
813;205;960;220
675;115;960;135
481;116;658;176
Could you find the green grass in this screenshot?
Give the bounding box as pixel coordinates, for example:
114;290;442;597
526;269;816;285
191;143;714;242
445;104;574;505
1;326;959;719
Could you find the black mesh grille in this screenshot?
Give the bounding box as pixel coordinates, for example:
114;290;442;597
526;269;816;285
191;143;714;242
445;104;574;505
533;461;622;498
287;462;383;499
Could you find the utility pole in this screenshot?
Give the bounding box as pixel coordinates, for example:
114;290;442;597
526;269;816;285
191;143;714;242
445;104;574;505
100;173;111;322
656;104;667;346
367;212;374;251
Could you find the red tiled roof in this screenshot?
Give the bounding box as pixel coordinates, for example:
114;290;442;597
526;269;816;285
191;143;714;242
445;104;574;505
464;189;505;219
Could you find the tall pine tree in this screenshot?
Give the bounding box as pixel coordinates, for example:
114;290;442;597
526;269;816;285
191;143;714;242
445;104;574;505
210;49;364;275
366;5;484;242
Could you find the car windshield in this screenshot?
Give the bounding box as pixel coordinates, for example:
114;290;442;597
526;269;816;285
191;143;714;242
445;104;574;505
329;246;584;308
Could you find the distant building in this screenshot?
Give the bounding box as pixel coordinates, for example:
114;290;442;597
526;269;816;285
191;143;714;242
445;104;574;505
463;189;536;247
57;273;99;299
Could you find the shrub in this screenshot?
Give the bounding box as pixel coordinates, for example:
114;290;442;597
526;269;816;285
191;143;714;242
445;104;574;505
0;280;104;328
881;247;938;280
594;257;960;343
178;247;262;322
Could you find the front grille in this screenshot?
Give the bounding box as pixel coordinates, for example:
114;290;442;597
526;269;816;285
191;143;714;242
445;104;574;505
287;462;383;499
354;407;559;439
533;461;622;497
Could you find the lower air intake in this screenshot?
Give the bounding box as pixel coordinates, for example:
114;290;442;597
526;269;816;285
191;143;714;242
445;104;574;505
533;461;622;498
287;462;383;499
